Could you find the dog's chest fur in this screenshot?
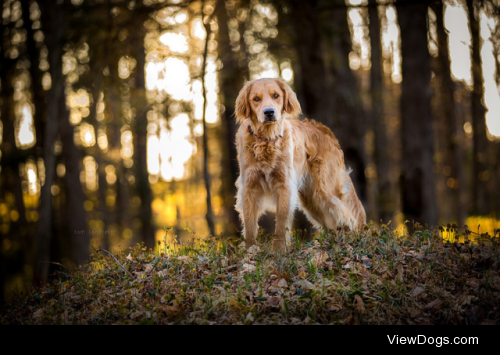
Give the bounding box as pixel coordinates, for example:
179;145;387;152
248;140;282;170
245;137;295;193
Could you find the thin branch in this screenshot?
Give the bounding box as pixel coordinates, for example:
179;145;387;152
94;246;132;277
41;261;70;272
200;0;218;237
53;270;71;279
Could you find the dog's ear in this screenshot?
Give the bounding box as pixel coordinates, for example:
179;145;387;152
235;81;253;123
276;79;301;117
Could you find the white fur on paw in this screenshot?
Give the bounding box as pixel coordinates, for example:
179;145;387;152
248;245;261;255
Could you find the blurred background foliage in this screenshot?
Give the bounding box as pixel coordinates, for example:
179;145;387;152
0;0;499;301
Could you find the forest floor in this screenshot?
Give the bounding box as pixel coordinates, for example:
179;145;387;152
2;223;500;325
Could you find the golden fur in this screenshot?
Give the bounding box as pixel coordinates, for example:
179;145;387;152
235;78;366;251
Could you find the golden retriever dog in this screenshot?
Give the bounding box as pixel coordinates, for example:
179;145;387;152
234;78;366;252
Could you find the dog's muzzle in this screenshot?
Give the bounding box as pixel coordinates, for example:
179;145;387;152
263;108;277;122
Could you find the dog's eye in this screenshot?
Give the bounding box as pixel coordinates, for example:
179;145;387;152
273;94;280;99
254;97;260;102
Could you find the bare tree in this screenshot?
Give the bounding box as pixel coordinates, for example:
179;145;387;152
398;0;438;227
287;0;333;126
201;0;216;237
215;0;244;234
21;0;45;158
431;1;466;225
34;0;71;285
329;1;368;205
466;0;490;216
59;95;89;267
369;0;393;223
130;5;154;248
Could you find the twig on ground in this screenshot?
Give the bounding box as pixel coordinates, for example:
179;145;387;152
41;261;70;272
53;270;71;279
94;246;132;277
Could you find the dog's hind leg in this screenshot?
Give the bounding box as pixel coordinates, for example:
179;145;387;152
300;186;357;231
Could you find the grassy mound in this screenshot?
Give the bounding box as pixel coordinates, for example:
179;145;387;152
2;224;500;325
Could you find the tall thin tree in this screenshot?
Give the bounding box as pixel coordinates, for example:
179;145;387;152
369;0;392;222
330;1;368;204
130;4;154;248
34;0;70;284
215;0;243;234
398;0;438;227
201;0;216;237
466;0;490;216
431;1;466;225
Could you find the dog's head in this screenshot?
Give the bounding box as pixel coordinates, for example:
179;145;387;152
235;78;301;125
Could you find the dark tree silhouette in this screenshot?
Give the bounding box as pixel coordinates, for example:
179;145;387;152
398;0;438;226
431;1;466;225
369;0;393;223
35;0;70;285
216;0;245;234
467;0;490;216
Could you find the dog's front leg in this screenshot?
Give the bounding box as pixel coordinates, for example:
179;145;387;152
241;171;263;248
274;186;292;253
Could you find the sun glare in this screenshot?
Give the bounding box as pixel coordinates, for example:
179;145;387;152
159;32;189;53
16;104;35;148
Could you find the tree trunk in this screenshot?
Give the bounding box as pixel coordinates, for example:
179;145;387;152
466;0;490;216
21;0;45;158
201;0;216;237
369;0;393;222
287;0;333;126
398;1;438;227
215;0;243;235
131;12;154;248
330;3;368;205
90;85;111;251
59;96;89;267
432;1;466;226
34;0;68;285
496;142;500;220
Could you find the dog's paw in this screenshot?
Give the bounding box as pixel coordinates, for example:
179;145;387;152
247;245;261;255
272;238;287;254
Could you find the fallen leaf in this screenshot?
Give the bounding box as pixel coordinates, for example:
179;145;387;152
409;285;425;297
424;299;443;314
397;264;404;282
354;294;365;314
361;255;372;267
295;279;314;290
268;296;281;307
241;263;256;273
490;276;500;291
314;251;328;266
277;279;288;289
229;298;242;311
245;312;254;325
329;304;342;312
177;256;192;263
224;265;238;272
359;266;371;278
408;308;420;318
467;278;480;289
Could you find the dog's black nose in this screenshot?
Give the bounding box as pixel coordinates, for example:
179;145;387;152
264;108;276;120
